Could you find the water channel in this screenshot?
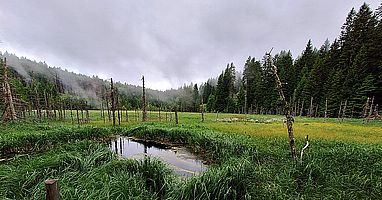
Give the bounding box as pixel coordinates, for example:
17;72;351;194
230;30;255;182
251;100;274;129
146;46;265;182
109;136;207;176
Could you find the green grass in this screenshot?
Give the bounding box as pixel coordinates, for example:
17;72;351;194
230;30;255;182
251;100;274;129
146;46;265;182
0;140;174;199
1;112;382;199
0;122;114;157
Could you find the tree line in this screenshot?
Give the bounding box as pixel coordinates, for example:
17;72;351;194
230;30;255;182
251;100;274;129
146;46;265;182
199;3;382;118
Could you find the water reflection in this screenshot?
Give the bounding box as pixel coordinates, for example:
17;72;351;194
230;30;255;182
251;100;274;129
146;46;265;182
109;136;207;176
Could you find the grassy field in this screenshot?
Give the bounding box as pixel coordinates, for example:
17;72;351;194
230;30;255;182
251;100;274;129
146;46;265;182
1;111;382;199
84;110;382;143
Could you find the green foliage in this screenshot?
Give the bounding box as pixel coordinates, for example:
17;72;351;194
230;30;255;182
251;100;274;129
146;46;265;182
0;123;112;156
214;63;237;113
198;3;382;117
1;120;382;199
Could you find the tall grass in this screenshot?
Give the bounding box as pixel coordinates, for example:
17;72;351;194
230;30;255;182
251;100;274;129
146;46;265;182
1;117;382;199
0;123;114;157
0;141;176;199
123;124;382;199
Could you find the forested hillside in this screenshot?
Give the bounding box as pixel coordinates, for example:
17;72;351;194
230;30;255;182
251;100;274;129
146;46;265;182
1;3;381;118
202;3;382;118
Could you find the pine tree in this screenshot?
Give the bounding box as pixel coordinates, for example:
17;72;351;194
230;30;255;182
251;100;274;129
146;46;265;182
243;57;263;113
275;51;295;102
192;84;200;112
295;40;318;111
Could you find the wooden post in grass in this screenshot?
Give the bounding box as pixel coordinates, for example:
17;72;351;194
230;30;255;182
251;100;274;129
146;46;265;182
45;179;59;200
267;50;297;160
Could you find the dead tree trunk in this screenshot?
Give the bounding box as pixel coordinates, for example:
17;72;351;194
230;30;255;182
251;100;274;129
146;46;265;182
315;104;319;117
76;108;80;125
201;99;204;122
300;135;309;163
374;104;379;117
86;109;89;123
341;100;347;121
296;99;300;117
299;100;304;117
110;78;116;127
70;101;73;124
142;76;147;122
309;96;313;117
292;89;297;116
63;102;66;120
35;88;42;119
116;89;120;126
368;96;375;119
105;91;111;122
338;101;343;120
324;98;328;119
267;51;297;160
53;99;57;120
363;97;370;122
158;106;161;122
101;99;105;123
1;58;17;121
81;109;84;123
44;90;48;119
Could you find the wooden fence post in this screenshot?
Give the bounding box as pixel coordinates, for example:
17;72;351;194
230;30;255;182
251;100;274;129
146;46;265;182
45;179;59;200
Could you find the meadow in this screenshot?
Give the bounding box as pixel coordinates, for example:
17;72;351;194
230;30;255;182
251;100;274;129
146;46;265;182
1;111;382;199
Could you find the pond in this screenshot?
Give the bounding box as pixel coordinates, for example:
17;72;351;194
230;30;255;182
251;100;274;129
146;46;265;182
109;136;207;176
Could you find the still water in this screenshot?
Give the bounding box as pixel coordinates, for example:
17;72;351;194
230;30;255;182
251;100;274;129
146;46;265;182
109;136;207;176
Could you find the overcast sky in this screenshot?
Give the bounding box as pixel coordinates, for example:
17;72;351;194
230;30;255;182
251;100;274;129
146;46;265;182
0;1;380;90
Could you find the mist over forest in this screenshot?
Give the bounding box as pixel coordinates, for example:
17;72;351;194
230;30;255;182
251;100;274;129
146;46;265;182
1;3;382;117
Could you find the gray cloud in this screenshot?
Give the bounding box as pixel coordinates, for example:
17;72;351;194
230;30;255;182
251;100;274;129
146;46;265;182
0;0;380;90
